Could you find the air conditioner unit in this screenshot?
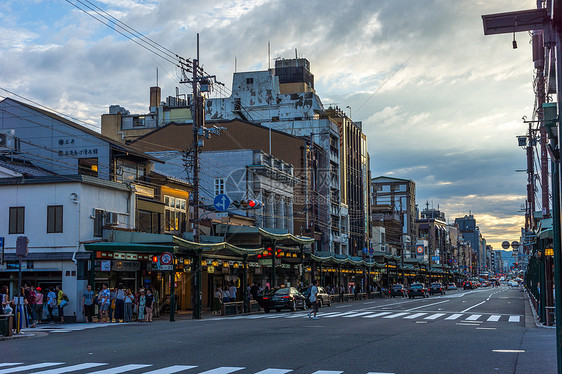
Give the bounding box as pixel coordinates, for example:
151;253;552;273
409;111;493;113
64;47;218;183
0;130;20;152
105;212;119;226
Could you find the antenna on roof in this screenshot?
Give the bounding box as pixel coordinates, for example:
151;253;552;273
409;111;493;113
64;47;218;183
295;48;298;63
268;41;271;70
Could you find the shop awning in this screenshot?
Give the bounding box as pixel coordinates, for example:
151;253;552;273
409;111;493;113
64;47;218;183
258;228;315;245
310;253;385;268
84;242;179;253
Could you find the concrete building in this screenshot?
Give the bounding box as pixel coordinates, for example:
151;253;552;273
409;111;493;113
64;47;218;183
371;177;416;256
455;214;487;275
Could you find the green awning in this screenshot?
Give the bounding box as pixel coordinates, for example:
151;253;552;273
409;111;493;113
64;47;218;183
258;228;314;244
84;242;179;253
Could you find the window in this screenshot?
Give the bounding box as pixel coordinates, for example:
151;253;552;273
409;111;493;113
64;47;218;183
79;158;98;177
47;205;63;233
138;210;161;234
93;209;104;237
9;207;24;234
164;196;186;233
246;78;254;84
214;178;224;196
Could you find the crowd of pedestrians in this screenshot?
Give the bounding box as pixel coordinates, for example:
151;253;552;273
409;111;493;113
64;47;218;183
83;283;157;323
211;281;238;314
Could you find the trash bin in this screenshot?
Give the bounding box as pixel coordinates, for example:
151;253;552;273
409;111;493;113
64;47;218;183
0;315;13;337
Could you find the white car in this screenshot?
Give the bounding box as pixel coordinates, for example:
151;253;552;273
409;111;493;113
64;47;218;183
508;280;519;287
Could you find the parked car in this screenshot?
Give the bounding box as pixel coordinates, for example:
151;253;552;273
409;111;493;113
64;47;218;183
429;282;446;295
261;287;307;313
408;283;429;298
508;280;519;287
446;283;457;290
299;286;332;307
390;284;408;297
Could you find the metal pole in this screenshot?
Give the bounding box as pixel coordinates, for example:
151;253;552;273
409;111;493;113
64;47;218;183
551;147;562;371
192;251;202;319
242;255;248;313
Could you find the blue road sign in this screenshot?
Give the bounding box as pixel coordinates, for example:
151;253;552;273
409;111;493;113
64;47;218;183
368;248;375;255
214;194;231;212
0;237;3;247
362;247;368;254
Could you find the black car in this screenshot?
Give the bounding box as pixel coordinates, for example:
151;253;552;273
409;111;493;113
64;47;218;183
390;284;408;298
261;287;307;313
429;282;445;295
299;286;332;308
408;283;429;298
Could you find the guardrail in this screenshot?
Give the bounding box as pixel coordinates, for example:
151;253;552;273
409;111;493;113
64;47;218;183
221;300;261;316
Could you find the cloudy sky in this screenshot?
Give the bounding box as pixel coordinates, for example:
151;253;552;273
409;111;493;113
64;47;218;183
0;0;541;249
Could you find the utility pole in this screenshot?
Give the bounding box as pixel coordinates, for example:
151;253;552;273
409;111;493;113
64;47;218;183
527;120;536;231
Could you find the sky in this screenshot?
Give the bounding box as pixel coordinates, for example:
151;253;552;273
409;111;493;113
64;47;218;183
0;0;541;249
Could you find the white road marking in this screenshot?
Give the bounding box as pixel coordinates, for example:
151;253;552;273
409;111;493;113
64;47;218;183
310;371;343;374
0;364;64;374
508;315;521;323
493;350;525;353
141;366;198;374
197;368;245;374
254;370;293;374
383;313;409;319
342;312;376;318
363;312;393;318
0;366;22;370
445;314;463;320
406;300;450;311
477;327;497;330
30;363;107;374
367;372;395;374
487;315;501;322
465;315;482;321
87;364;152;374
322;312;357;318
461;300;486;313
403;313;427;319
424;313;445;320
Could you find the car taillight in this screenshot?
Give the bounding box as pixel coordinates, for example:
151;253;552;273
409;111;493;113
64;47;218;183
263;297;269;300
282;296;290;299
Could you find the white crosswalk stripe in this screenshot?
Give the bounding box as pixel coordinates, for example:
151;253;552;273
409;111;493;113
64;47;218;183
342;312;375;318
363;312;393;318
87;364;152;374
508;315;521;323
465;314;482;321
29;363;107;374
141;365;198;374
197;368;245;374
0;364;65;374
383;313;409;319
444;314;463;320
310;371;343;374
403;313;427;319
322;312;357;318
253;370;292;374
487;315;501;322
424;313;445;320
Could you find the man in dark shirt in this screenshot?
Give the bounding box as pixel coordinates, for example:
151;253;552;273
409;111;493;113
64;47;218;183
82;285;95;323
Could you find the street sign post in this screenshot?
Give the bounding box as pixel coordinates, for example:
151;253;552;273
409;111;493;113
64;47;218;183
213;194;231;212
0;237;4;265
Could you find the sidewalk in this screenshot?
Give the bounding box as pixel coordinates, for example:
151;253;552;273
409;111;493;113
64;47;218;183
515;290;557;373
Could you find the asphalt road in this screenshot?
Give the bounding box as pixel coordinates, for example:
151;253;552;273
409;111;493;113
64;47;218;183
0;286;554;374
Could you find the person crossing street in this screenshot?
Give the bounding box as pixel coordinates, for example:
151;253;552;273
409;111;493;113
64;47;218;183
308;280;319;320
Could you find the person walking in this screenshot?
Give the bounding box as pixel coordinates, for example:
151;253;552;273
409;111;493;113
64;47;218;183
82;285;95;323
212;286;222;314
145;289;154;322
99;284;110;323
24;283;37;327
108;287;116;322
308;280;319;320
34;287;43;325
46;287;57;323
123;289;134;322
229;281;237;301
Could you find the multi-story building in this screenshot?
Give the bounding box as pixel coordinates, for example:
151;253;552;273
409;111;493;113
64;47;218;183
371;177;416;256
455;214;487;275
416;207;448;266
103;57;371;255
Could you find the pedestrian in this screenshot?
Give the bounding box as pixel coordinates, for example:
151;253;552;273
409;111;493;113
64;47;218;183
138;289;146;321
222;287;230;303
108;287;116;322
99;284;110;323
0;286;8;314
229;281;237;301
308;280;319;320
212;286;222;314
123;289;134;322
145;289;154;322
82;284;95;323
115;284;125;322
250;282;259;300
24;282;37;327
55;285;66;323
34;287;44;325
46;287;57;323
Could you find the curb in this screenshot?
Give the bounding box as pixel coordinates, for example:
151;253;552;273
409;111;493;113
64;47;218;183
525;290;555;329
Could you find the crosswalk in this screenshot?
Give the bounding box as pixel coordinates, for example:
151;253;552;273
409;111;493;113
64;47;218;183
22;322;139;334
0;363;394;374
217;310;522;323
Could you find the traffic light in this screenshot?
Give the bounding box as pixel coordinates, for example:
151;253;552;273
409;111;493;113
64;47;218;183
239;199;262;209
151;255;160;270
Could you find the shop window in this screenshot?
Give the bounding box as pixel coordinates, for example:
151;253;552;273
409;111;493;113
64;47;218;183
9;207;25;234
164;195;186;233
47;205;63;233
